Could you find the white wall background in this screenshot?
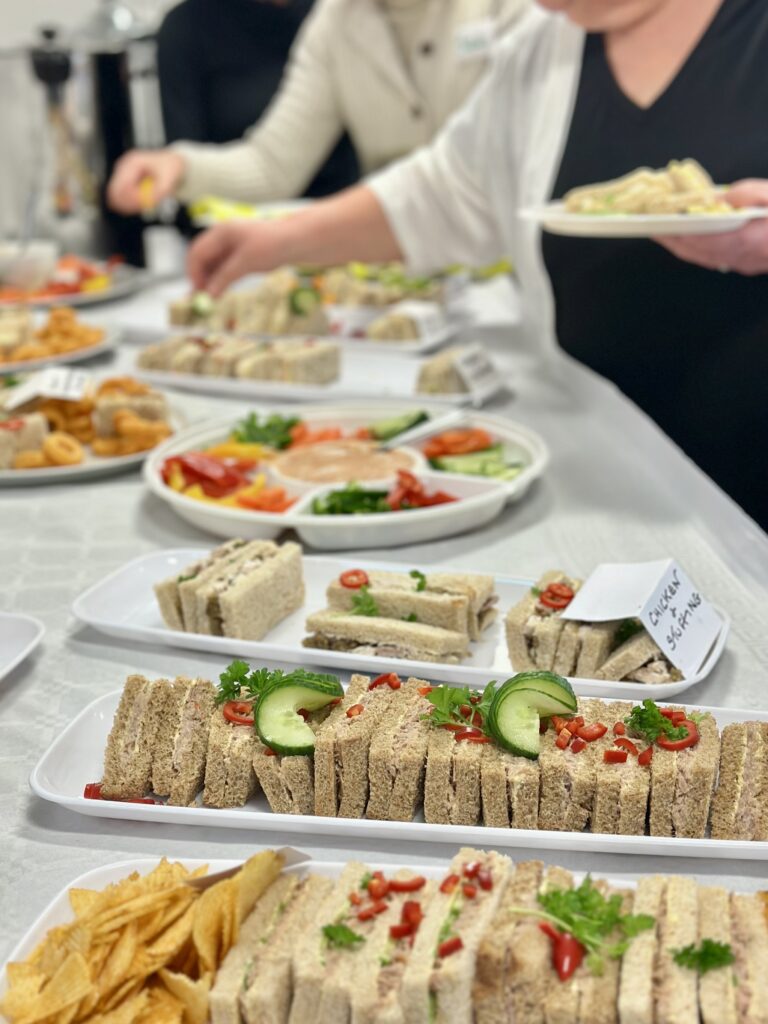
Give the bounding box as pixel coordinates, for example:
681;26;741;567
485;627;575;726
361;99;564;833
3;0;173;48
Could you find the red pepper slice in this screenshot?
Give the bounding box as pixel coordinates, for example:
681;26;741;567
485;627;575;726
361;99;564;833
82;782;156;804
576;722;608;742
263;747;277;757
547;582;575;599
614;737;639;756
657;719;699;751
477;868;493;891
346;704;364;718
418;685;434;696
402;900;423;928
613;722;626;736
369;672;401;691
83;782;102;799
349;891;363;906
555;728;572;750
389;922;413;940
539;593;572;610
638;746;653;766
454;727;490;743
463;861;480;879
367;877;390;900
539;922;585;982
570;736;587;754
340;569;370;589
358;899;388;921
389;876;426;893
222;700;255;726
604;749;628;764
462;883;478;899
440;873;460;894
0;419;25;431
438;936;464;958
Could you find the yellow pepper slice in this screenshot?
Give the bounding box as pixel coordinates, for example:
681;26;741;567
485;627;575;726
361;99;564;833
204;441;267;460
81;275;111;293
167;464;186;492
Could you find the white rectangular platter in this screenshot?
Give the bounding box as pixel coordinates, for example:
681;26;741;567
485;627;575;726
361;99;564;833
136;348;503;407
72;551;727;700
0;613;44;684
10;852;755;996
29;692;767;859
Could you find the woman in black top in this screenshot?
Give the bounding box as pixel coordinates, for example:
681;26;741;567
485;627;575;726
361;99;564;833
187;0;768;527
156;0;358;197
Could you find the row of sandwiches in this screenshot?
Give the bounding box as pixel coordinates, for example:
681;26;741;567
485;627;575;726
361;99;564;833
98;671;768;841
138;334;340;384
208;845;768;1024
155;540;305;641
155;545;688;686
304;567;499;664
169;269;330;336
506;570;684;684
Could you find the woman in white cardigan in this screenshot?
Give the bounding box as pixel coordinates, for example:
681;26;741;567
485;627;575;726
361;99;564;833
189;0;768;527
108;0;527;212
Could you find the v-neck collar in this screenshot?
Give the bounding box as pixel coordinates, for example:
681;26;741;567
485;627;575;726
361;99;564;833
594;0;730;118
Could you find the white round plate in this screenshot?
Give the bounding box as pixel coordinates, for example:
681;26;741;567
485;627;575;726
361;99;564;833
0;266;148;309
0;406;185;487
0;328;120;375
521;202;768;238
143;416;510;549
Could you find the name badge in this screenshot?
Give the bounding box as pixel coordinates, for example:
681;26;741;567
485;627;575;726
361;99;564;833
454;18;496;62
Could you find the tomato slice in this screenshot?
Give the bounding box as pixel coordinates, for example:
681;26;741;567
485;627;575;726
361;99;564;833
222;700;255;726
368;877;389;900
547;582;575;600
346;703;364;718
613;722;626;736
657;720;699;751
369;672;401;691
340;569;370;589
638;746;653;766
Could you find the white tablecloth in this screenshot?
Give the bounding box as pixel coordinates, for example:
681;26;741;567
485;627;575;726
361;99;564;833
2;277;768;962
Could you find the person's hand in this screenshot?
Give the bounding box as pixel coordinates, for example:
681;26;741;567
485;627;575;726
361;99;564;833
187;221;290;295
106;149;185;215
655;179;768;276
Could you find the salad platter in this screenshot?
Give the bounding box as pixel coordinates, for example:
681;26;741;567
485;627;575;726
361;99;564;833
141;404;547;546
72;549;727;700
0;256;147;308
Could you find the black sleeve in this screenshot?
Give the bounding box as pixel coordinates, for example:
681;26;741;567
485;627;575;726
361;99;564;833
156;2;209;143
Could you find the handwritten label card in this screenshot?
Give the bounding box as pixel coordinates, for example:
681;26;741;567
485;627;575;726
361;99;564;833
560;559;723;677
454;344;500;398
5;368;90;410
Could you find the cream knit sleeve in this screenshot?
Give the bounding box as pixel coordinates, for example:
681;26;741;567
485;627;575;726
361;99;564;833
171;1;346;203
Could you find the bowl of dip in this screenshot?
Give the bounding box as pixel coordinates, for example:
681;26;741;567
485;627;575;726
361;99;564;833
269;438;426;492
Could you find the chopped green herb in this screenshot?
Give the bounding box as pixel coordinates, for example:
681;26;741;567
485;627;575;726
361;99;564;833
176;573;197;584
672;940;735;974
530;586;541;597
359;873;373;890
437;904;462;946
1;375;20;388
323;923;365;949
403;613;419;622
510;877;655;976
625;699;688;744
311;483;391;516
351;585;380;617
613;618;645;649
233;412;299;450
422;681;496;737
216;662;339;706
410;569;427;591
379;955;393;967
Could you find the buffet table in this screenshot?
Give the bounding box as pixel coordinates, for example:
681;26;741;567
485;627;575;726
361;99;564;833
2;277;768;961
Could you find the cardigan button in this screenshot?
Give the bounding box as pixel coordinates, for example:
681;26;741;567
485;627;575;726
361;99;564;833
411;105;423;119
420;41;434;56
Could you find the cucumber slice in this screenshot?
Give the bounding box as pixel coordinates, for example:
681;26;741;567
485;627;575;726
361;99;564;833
255;678;343;756
487;672;577;759
289;286;321;317
191;291;214;318
369;410;429;442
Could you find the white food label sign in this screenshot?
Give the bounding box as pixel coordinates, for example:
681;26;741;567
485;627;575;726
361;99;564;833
454;18;496;61
560;559;723;676
453;344;499;397
388;300;446;338
5;368;90;410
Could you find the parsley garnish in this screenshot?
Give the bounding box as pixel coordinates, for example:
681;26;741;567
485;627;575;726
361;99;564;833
233;412;299;450
512;877;655;975
323;923;365;949
422;682;496;736
672;939;735;974
351;585;380;617
216;661;339;705
311;483;391;516
624;700;688;744
410;569;427;591
613;618;645;649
